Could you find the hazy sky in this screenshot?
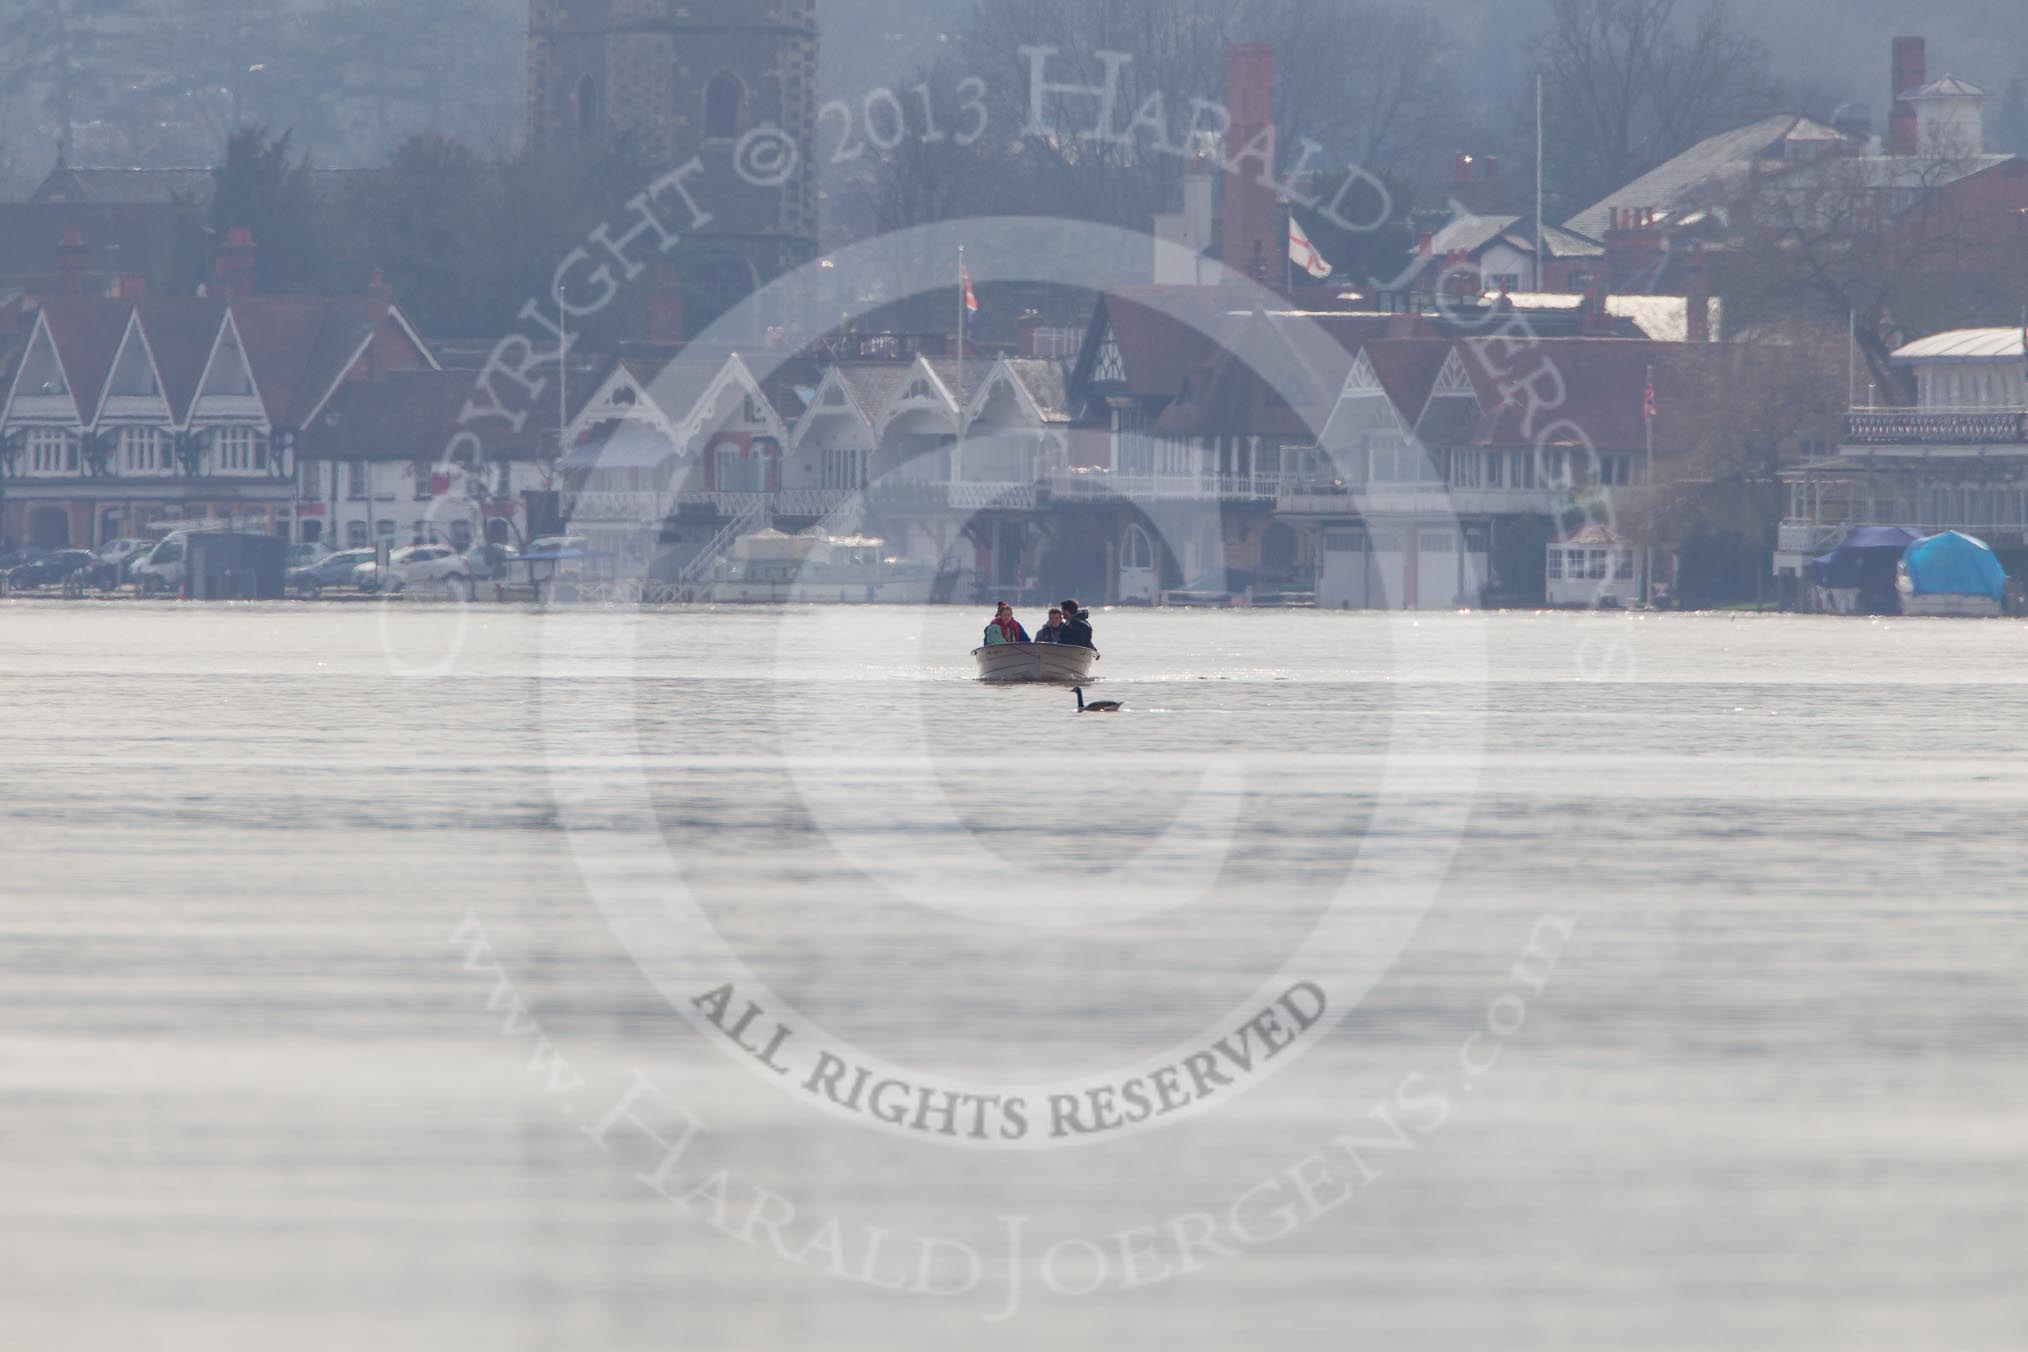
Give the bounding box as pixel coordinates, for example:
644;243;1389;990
821;0;2028;122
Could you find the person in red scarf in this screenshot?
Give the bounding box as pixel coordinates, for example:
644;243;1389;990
982;601;1029;645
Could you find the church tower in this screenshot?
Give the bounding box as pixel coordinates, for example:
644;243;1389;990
526;0;819;330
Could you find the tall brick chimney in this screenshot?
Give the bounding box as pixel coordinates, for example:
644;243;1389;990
1015;309;1043;358
213;227;256;300
1220;43;1278;282
1889;36;1926;156
1685;244;1711;343
56;226;87;297
1603;207;1665;291
646;264;684;344
1451;152;1506;215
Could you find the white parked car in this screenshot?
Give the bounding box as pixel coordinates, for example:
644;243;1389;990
98;538;154;568
355;544;470;596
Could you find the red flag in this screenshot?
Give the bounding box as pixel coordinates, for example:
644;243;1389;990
1643;365;1657;423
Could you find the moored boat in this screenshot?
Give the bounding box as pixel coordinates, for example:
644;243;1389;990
971;642;1097;683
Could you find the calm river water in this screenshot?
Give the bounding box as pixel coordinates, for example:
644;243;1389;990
1;602;2023;1350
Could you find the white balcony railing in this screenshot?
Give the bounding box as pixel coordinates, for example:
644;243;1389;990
1846;410;2028;445
1277;483;1572;516
564;490;668;522
1777;521;1842;555
1046;471;1282;502
565;476;1594;525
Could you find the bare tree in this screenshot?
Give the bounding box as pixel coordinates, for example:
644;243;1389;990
1723;132;2028;403
1538;0;1782;210
1651;319;1846;553
938;0;1459;237
0;0;136;157
137;0;291;149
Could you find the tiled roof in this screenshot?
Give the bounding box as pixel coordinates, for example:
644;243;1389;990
1076;286;1233;400
304;369;551;462
0;203;187;294
30;167;215;205
999;358;1070;423
29;164;379;206
834;363;915;420
753;354;823;424
1565;113;1841;238
924;357;986;409
638;358;725;429
1431;213;1522;255
133;298;227;422
1461;339;1716;451
1362;341;1453;424
1427;215;1605;265
36;299;132;416
4;292;427;427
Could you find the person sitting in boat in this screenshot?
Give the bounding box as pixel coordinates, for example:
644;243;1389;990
1055;600;1095;649
982;602;1030;645
1034;608;1066;643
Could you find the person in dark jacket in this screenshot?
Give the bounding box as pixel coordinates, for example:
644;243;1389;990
1034;608;1066;643
1056;599;1095;649
982;601;1029;645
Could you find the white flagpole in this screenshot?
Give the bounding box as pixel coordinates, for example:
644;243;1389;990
1535;73;1545;292
1644;365;1656;606
956;245;966;475
557;278;568;461
1284;200;1293;293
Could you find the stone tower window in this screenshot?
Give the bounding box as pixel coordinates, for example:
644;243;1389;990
574;75;599;137
704;71;745;140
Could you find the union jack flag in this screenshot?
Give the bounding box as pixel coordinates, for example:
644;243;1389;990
961;261;979;320
1643;365;1657;423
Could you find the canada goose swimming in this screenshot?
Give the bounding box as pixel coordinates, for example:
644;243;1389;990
1074;686;1122;713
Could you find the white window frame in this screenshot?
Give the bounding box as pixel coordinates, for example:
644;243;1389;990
27;428;76;475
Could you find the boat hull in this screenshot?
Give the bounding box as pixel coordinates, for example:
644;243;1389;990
971;643;1097;683
1901;592;2003;618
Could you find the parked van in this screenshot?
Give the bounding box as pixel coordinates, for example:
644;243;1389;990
131;532;190;596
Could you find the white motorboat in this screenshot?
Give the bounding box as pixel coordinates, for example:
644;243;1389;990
708;531;938;603
971;642;1097;683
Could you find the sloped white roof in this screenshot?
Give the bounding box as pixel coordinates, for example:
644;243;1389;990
1908;75;1989;101
1498;292;1722;343
1566;113;1841;238
1892;328;2026;363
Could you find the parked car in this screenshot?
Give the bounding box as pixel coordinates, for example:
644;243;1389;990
524;535;589;558
288;548;376;598
98;538;154;569
130;532;191;595
7;548;113;592
356;544;470;596
285;542;331;570
464;541;520;579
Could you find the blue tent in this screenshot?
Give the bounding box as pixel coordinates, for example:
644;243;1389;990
1808;525;1924;588
1902;531;2007;600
